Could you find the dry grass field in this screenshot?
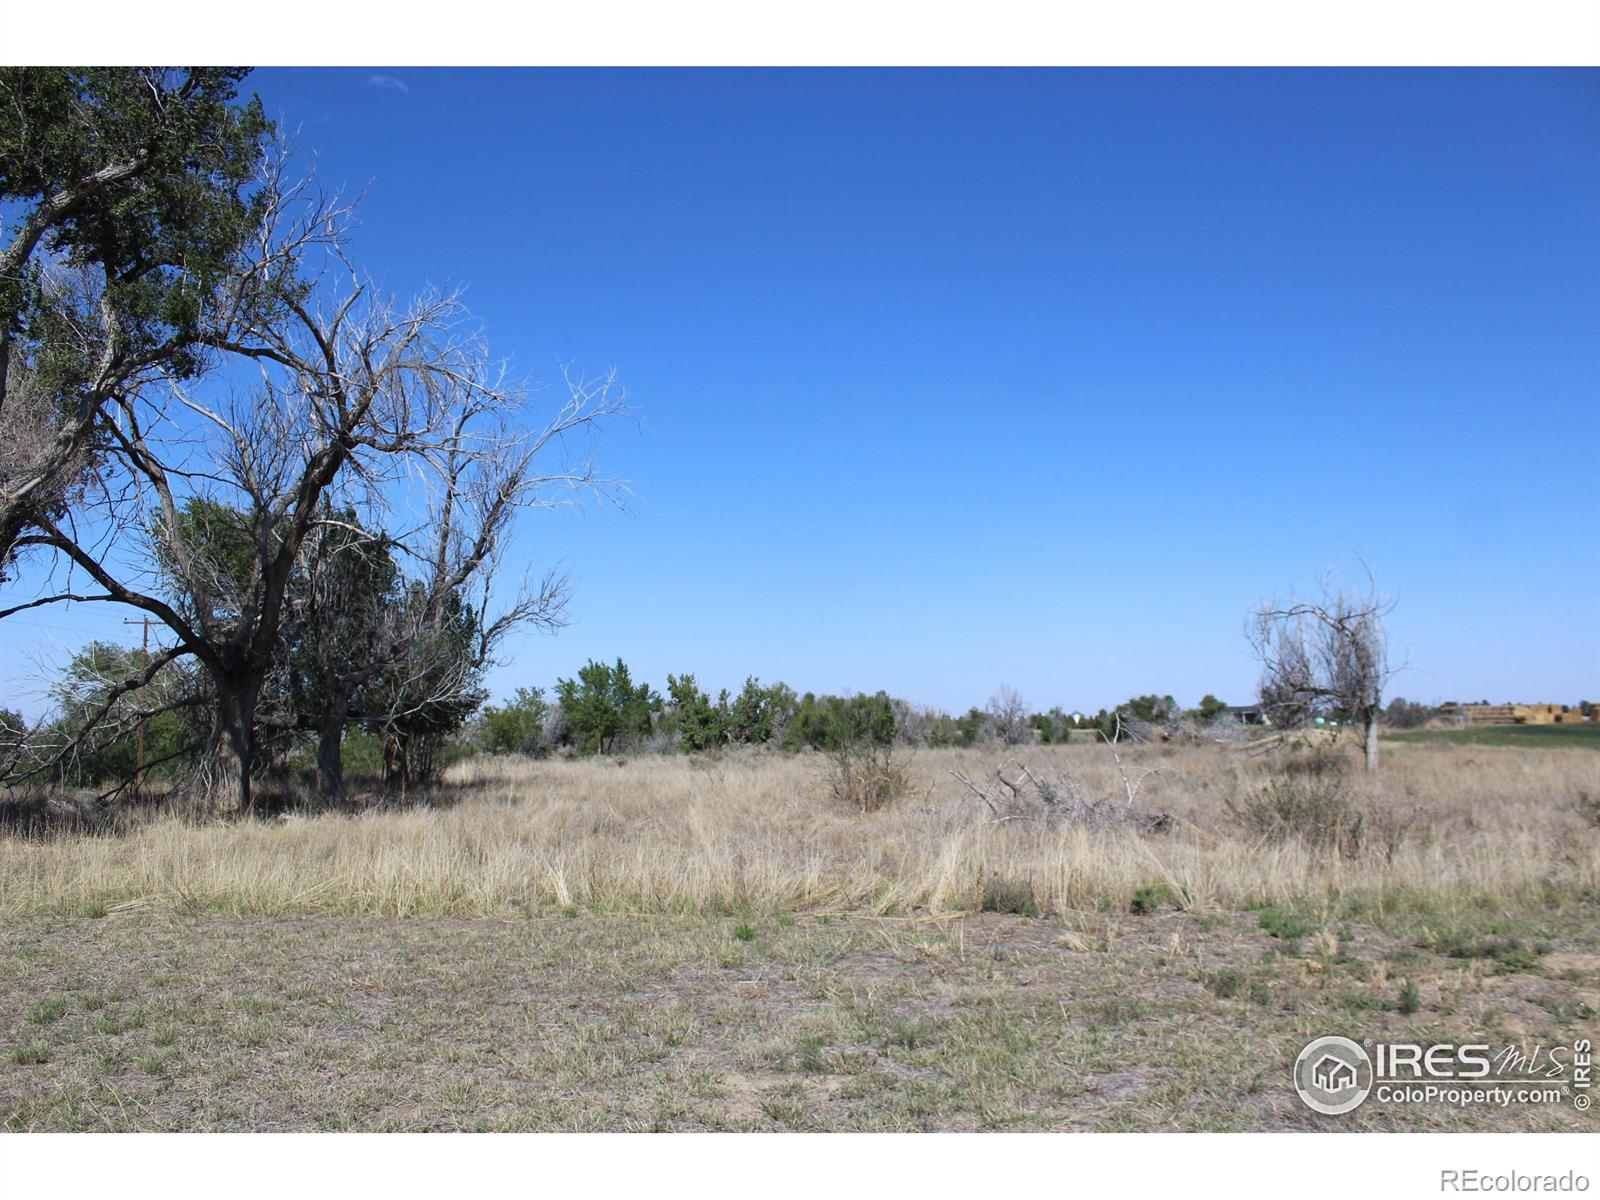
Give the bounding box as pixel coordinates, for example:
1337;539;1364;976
3;740;1597;1130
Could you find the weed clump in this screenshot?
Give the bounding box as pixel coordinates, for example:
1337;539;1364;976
1204;969;1244;998
1251;902;1312;947
827;743;909;814
1427;932;1546;975
978;875;1037;915
1130;883;1175;915
1226;773;1363;857
6;1042;48;1066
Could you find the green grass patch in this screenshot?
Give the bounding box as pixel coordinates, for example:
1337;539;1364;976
1250;902;1313;946
1426;931;1548;974
94;1007;147;1036
1203;968;1245;998
1129;883;1176;916
7;1041;49;1066
28;997;66;1025
1387;724;1600;752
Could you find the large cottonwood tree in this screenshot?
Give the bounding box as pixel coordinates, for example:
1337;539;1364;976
3;141;625;814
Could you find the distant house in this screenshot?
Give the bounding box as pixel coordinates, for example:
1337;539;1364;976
1227;705;1270;726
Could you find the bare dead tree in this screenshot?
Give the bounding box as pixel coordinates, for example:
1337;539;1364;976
1248;570;1395;774
986;684;1030;746
290;368;622;803
951;738;1171;833
3;149;627;814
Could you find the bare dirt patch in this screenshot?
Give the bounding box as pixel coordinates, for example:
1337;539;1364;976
2;907;1595;1131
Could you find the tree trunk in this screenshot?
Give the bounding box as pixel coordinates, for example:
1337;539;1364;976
214;676;261;817
316;709;348;806
1363;709;1379;775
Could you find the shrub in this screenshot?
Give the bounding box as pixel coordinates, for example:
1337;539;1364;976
1225;773;1363;856
827;741;908;814
978;874;1036;915
1130;883;1174;915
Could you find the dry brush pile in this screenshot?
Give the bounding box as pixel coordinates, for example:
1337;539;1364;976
0;742;1595;920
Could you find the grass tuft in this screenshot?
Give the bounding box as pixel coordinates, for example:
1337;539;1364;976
7;1041;49;1066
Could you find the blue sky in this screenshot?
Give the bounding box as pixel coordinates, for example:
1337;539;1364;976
3;69;1597;715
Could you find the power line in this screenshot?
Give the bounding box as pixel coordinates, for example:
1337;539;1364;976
122;617;158;790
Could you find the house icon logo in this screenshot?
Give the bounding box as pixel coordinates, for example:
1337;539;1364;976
1294;1036;1374;1115
1312;1053;1358;1093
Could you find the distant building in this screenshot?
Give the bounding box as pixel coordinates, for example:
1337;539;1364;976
1227;704;1270;726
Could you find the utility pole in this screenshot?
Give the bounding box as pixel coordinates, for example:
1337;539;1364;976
122;616;156;790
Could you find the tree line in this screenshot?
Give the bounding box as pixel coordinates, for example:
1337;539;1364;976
472;661;1314;760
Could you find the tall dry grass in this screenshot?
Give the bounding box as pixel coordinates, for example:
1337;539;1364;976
1;742;1595;919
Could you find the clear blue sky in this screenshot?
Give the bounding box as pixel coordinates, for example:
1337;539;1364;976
4;69;1597;716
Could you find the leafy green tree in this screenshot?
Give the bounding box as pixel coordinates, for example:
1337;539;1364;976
555;659;661;755
0;706;28;778
1121;694;1177;724
725;677;786;745
368;583;488;786
1383;696;1437;730
666;673;726;752
1084;707;1119;740
1195;694;1229;722
783;691;896;752
286;509;404;800
955;706;990;745
44;641;200;786
479;687;551;756
153;496;487;798
1030;706;1072;744
0;68;270;577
